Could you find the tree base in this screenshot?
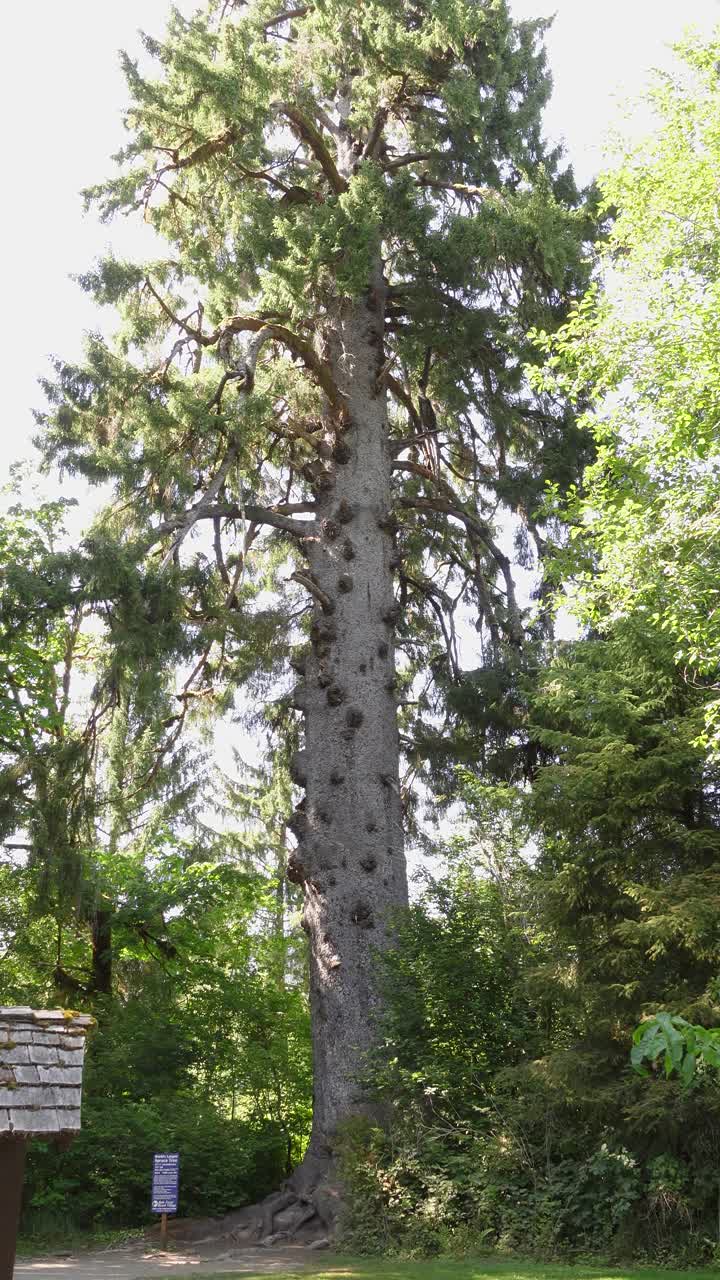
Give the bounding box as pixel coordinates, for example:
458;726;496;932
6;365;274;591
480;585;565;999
220;1146;341;1246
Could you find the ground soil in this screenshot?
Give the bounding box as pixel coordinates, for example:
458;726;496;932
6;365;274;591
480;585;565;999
15;1241;317;1280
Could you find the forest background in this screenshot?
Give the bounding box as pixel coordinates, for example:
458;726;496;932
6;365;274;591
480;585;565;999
3;0;720;1265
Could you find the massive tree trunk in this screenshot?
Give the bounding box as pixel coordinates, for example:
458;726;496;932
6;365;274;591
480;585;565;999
286;256;408;1205
40;0;592;1243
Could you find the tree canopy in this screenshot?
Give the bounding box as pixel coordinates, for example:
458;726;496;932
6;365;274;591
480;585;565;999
4;8;720;1266
26;0;598;1224
534;34;720;755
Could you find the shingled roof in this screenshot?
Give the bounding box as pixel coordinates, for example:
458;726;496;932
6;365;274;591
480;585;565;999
0;1008;94;1139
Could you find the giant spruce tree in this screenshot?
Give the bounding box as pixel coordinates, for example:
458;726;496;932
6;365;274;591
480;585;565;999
38;0;594;1221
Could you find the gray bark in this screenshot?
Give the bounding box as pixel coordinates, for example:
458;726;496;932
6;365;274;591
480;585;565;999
287;257;408;1199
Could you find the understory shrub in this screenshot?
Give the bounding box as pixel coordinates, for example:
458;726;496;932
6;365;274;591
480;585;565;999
21;1098;286;1238
345;860;720;1264
337;1113;720;1263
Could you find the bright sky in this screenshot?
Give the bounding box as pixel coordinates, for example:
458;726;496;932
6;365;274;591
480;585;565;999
2;0;719;491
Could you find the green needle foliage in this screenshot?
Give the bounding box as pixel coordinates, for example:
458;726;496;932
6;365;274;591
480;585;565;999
21;0;720;1261
27;0;600;1208
0;490;311;1238
36;0;597;735
333;32;720;1261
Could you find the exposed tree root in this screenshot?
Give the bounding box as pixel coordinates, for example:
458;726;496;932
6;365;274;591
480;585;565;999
148;1159;340;1253
221;1153;341;1248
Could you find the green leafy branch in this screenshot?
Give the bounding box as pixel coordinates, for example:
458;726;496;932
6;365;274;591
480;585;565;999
631;1011;720;1087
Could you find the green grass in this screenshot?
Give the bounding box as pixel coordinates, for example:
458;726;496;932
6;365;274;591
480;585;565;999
175;1259;720;1280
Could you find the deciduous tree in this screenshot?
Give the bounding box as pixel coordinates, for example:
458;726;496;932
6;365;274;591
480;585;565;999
533;33;720;755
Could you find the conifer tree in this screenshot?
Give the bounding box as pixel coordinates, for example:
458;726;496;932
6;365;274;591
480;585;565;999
0;493;205;1000
37;0;595;1219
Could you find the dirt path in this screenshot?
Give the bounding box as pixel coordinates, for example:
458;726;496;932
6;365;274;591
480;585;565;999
15;1242;317;1280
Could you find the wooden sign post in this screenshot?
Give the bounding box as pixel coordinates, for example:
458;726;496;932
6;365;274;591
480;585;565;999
151;1152;180;1250
0;1138;26;1280
0;1008;94;1280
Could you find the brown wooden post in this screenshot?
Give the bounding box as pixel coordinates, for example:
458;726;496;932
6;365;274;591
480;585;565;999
0;1137;27;1280
1;1008;94;1277
160;1212;168;1250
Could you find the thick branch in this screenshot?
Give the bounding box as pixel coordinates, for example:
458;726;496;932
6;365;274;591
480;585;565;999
144;281;343;408
392;458;435;483
416;176;500;202
151;501;315;546
290;570;334;614
159;445;240;570
384;151;435;171
362;75;409;160
263;6;309;28
389;282;475;316
391;429;440;457
387;374;421;430
398;494;499;563
154;127;237;181
276;104;347;194
213;515;231;586
402;573;460;679
398;495;523;644
158;328;280;568
217;316;341;406
232;159;299;197
363;106;390;160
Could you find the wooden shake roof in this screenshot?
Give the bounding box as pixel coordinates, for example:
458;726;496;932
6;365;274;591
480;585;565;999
0;1008;94;1139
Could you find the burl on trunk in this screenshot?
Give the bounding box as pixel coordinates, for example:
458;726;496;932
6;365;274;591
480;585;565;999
287;263;408;1199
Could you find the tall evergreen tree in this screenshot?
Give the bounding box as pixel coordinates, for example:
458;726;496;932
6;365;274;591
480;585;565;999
37;0;595;1220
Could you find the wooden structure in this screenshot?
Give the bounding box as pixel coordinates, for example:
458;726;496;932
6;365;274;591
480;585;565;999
0;1008;93;1280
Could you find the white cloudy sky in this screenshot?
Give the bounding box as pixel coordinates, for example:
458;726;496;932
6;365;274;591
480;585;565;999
1;0;719;491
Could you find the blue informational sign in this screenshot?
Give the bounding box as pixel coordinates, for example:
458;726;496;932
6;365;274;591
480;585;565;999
151;1152;180;1214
